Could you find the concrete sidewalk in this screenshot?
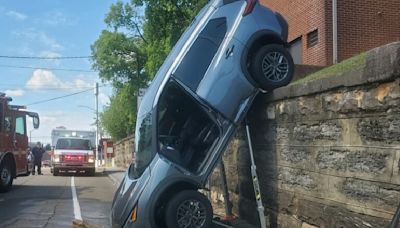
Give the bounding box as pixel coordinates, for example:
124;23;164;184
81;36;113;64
101;167;127;186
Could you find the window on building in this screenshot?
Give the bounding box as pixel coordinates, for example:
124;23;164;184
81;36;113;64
289;37;303;64
15;116;25;135
307;29;318;48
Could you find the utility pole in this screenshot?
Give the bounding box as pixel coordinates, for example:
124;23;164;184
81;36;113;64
94;82;100;166
333;0;338;64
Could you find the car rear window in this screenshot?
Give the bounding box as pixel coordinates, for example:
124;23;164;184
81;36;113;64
174;17;227;92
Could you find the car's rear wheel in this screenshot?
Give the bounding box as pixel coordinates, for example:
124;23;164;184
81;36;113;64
250;44;294;91
165;190;213;228
0;162;13;192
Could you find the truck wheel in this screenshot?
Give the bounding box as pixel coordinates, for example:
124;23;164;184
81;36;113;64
250;44;294;91
165;190;213;228
0;162;13;192
53;168;59;176
86;168;95;176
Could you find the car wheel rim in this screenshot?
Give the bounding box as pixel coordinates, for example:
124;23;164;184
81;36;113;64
262;51;289;82
176;199;207;228
1;167;11;184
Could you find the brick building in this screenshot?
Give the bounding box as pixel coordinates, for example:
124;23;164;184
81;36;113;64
261;0;400;66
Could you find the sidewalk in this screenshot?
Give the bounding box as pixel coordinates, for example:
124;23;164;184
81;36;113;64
101;166;127;186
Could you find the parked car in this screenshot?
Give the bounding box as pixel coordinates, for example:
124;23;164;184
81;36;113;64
111;0;294;227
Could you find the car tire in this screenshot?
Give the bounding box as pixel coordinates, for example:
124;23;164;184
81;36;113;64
165;190;213;228
0;162;13;192
250;44;294;91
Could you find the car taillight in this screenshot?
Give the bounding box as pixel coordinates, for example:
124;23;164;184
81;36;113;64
243;0;257;16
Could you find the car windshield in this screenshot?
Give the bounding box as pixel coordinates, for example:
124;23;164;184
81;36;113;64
132;110;154;178
56;138;92;150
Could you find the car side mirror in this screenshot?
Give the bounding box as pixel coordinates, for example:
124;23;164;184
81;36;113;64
33;116;40;129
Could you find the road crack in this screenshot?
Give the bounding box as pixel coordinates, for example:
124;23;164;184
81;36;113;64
43;180;69;228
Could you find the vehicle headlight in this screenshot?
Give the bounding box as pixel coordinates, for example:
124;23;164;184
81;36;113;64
88;156;95;163
54;155;60;163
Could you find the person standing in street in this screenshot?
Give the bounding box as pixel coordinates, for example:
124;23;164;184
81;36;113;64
32;142;45;175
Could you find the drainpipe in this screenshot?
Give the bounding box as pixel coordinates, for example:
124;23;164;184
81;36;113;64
332;0;338;64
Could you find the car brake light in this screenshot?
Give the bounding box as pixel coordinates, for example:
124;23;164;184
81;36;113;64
243;0;257;16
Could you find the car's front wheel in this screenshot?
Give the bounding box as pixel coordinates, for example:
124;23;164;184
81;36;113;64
250;44;294;91
165;190;213;228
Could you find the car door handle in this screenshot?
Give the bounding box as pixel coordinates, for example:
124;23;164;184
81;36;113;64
225;45;235;59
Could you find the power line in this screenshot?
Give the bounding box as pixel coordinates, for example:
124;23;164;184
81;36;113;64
24;84;110;106
25;88;94;106
0;55;93;60
0;64;96;73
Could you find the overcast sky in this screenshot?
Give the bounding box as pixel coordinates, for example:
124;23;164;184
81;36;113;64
0;0;122;144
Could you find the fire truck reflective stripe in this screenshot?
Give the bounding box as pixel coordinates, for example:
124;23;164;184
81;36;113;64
71;176;82;220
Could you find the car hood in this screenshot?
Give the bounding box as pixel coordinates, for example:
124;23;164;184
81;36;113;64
111;168;151;227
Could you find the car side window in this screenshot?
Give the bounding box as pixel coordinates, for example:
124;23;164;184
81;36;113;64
174;17;227;92
0;104;3;132
15;116;25;135
157;81;220;173
5;116;12;132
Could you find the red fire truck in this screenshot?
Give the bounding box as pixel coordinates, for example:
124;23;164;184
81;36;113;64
0;93;40;192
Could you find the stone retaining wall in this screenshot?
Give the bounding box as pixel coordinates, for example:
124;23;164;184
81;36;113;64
113;135;134;168
210;42;400;228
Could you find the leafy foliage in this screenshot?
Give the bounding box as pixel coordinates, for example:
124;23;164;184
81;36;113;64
100;85;137;140
92;0;208;140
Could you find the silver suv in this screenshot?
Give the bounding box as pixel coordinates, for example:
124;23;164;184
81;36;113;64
111;0;294;227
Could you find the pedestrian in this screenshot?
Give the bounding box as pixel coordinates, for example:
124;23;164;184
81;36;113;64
32;142;45;175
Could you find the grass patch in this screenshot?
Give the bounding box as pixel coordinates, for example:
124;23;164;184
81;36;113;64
292;52;367;85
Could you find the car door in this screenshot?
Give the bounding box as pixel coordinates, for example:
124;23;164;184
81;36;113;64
14;113;28;174
0;102;7;156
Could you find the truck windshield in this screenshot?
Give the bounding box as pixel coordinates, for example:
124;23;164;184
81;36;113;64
56;138;92;150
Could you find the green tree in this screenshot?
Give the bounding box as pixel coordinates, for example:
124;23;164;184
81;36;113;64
92;0;208;140
100;84;137;140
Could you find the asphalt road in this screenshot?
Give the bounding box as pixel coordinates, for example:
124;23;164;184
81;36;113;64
0;167;248;228
0;167;116;228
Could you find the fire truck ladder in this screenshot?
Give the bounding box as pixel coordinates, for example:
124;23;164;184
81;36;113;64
245;119;267;228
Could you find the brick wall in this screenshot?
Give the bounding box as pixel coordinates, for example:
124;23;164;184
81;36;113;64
337;0;400;61
209;43;400;227
262;0;400;66
261;0;330;66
